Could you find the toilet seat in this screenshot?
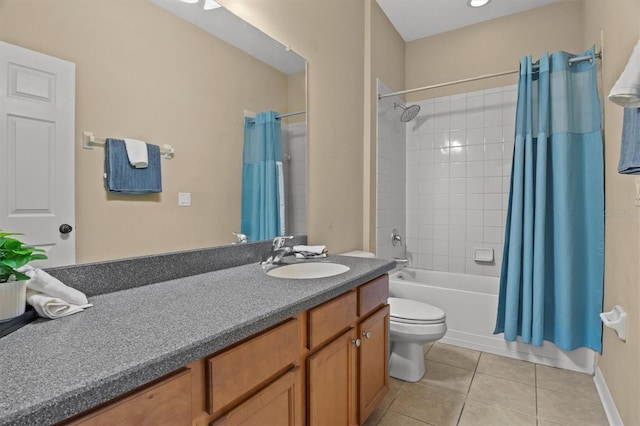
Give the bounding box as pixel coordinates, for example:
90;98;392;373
389;297;446;325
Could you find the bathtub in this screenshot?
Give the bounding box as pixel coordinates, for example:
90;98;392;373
389;268;596;374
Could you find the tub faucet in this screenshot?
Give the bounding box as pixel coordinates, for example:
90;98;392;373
261;236;295;266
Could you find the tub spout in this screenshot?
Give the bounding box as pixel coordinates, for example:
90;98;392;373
394;258;409;268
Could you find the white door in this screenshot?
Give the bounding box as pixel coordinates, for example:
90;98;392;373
0;41;76;267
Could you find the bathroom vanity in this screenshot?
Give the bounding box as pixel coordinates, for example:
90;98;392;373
0;246;394;426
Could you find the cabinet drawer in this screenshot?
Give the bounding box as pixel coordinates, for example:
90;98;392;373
358;275;389;318
308;290;357;350
211;367;301;426
66;368;192;426
207;318;299;416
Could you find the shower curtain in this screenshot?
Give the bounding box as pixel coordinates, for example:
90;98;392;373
241;110;283;242
494;47;604;352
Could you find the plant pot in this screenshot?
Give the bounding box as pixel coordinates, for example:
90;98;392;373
0;280;27;322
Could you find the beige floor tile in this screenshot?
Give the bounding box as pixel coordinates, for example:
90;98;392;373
536;365;599;401
425;343;480;371
378;410;430;426
423;342;434;357
537;387;608;426
537;419;566;426
458;399;537;426
467;372;536;416
419;360;474;395
389;382;465;426
379;377;406;410
476;352;536;385
363;406;387;426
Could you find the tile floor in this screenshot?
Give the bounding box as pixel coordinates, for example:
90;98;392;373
365;342;608;426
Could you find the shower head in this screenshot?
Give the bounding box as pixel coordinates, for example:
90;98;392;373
394;102;420;122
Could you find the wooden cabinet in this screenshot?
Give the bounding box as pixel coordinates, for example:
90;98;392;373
212;368;302;426
307;328;358;426
206;318;299;418
307;274;390;426
65;368;192;426
63;274;389;426
358;305;390;423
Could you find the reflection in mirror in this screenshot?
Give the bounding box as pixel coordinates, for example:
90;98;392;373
0;0;307;265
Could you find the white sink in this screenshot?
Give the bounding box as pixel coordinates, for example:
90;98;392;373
266;262;350;279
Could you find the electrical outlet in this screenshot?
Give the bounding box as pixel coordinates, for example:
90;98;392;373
178;192;191;207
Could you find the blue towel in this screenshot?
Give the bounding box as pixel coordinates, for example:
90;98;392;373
104;138;162;194
618;108;640;174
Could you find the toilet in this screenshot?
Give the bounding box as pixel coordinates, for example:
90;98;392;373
388;297;446;382
340;251;447;382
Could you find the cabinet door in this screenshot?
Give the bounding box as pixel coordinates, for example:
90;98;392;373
307;328;358;426
67;369;192;426
211;368;301;426
358;305;390;424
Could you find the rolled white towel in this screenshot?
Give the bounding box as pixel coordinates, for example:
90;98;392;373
19;266;89;306
18;265;92;319
609;39;640;107
295;253;327;259
293;245;327;255
26;289;92;319
124;138;149;168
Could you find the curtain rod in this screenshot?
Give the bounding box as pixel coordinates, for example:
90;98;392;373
276;110;306;119
378;52;602;100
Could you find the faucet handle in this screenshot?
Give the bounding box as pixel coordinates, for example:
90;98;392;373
272;235;294;250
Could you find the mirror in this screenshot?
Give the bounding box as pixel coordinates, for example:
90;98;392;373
0;0;307;264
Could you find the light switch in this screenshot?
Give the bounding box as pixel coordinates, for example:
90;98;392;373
178;192;191;207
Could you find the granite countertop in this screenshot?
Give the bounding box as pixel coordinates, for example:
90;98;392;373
0;255;394;426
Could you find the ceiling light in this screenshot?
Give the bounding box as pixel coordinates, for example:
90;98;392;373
204;0;222;10
468;0;491;7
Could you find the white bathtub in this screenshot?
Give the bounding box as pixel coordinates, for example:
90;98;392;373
389;268;596;374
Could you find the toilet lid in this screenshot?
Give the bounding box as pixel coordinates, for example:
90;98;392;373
388;297;446;324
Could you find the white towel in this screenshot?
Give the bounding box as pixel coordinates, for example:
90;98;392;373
295;253;327;259
293;245;327;255
26;289;93;319
124;138;149;168
19;266;92;319
609;39;640;107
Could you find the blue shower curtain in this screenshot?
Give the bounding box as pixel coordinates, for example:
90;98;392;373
241;111;282;242
495;47;604;353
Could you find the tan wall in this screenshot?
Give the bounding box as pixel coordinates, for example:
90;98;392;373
405;0;583;100
220;0;366;253
581;1;640;423
365;0;406;252
0;0;292;262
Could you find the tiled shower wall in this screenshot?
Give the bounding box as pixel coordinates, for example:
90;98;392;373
405;85;516;276
376;80;406;261
282;121;307;236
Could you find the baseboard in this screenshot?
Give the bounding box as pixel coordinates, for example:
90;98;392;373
594;366;623;426
441;330;596;374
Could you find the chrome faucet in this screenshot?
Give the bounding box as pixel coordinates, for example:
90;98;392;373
391;229;403;247
261;236;295;266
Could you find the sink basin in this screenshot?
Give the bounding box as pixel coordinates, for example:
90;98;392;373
266;262;350;279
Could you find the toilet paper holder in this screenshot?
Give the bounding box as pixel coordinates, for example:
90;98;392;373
600;305;627;341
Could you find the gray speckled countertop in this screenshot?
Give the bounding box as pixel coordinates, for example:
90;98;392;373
0;255;394;426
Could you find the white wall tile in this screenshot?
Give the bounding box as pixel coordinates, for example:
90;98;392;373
397;83;515;278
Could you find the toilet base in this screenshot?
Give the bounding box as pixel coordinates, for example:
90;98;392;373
389;341;426;382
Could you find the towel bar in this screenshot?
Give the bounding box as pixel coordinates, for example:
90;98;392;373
82;131;175;159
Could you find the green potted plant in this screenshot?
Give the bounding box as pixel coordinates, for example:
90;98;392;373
0;231;48;321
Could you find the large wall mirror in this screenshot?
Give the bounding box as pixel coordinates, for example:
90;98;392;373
0;0;307;265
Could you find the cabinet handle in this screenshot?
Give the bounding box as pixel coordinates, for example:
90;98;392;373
351;338;361;348
362;331;371;339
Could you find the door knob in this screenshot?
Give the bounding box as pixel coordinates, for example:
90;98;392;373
59;224;73;234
